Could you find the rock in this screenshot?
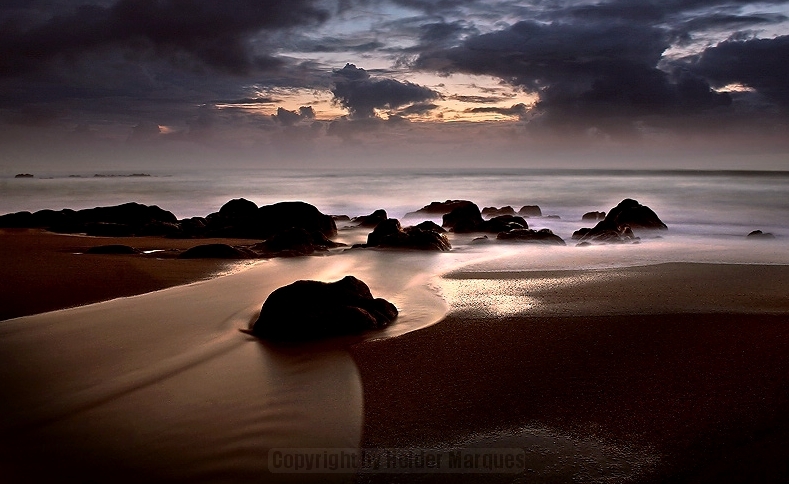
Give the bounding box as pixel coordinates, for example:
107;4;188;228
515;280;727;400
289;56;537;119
747;230;776;240
518;205;542;217
14;173;34;178
179;244;255;259
205;200;337;239
406;200;475;217
218;198;259;219
365;218;451;251
582;211;606;221
251;275;398;340
414;221;446;233
479;215;528;233
331;215;351;222
443;203;483;232
573;199;665;244
85;244;140;254
352;209;387;228
481;206;516;218
496;228;566;245
252;227;344;257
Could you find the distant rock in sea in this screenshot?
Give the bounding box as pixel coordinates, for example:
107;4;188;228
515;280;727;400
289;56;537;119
518;205;542;217
747;230;776;240
406;200;474;217
582;211;606;221
442;203;529;234
251;276;398;340
481;206;516;218
572;199;666;244
14;173;34;178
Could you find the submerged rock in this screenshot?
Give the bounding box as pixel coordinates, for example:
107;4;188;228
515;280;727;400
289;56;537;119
252;227;344;257
481;206;516;218
582;211;606;221
251;275;398;340
352;209;387;228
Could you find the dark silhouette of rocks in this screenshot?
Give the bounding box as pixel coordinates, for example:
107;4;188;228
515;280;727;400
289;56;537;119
332;215;351;222
14;173;34;178
582;211;606;221
85;244;141;254
443;203;528;233
179;244;254;259
518;205;542;217
442;203;484;232
479;215;529;233
191;200;337;239
352;209;387;228
252;227;344;257
497;228;566;245
364;218;451;251
407;200;474;217
573;199;666;244
747;230;776;240
0;202;178;237
251;275;398;340
481;206;516;218
414;221;446;233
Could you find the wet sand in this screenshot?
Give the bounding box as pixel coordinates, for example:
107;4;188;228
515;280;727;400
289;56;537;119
0;228;261;321
351;263;789;483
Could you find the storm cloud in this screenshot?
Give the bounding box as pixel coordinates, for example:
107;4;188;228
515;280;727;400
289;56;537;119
331;63;439;118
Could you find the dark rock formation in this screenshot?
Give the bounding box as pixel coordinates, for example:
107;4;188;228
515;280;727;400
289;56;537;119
497;228;566;245
0;202;178;237
332;215;351;222
352;209;387;228
14;173;34;178
747;230;776;240
85;244;141;254
407;200;474;217
179;244;254;259
479;215;528;233
365;219;451;251
582;211;606;221
518;205;542;217
481;206;516;218
573;199;665;244
202;200;337;239
414;221;446;233
442;203;484;232
218;198;259;219
251;275;398;340
252;227;344;257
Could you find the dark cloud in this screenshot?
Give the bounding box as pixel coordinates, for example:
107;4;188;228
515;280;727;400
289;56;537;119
272;106;316;126
388;0;479;14
452;95;508;104
219;97;278;105
331;63;439;118
466;103;527;118
397;102;439;115
417;20;732;130
690;35;789;106
0;0;329;77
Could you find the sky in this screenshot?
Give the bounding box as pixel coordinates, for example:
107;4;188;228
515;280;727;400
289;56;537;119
1;0;788;172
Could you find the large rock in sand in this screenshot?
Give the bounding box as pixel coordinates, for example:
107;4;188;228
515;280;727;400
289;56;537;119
251;276;398;340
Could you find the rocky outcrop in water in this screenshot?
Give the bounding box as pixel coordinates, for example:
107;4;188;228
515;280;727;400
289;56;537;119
481;206;516;218
252;227;344;257
518;205;542;217
747;230;776;240
352;209;387;228
497;228;566;245
363;218;451;251
406;200;474;217
251;275;398;340
582;211;606;221
573;199;666;244
199;200;337;239
442;203;529;234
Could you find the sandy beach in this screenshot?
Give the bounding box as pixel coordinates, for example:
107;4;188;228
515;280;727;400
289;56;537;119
1;229;789;483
